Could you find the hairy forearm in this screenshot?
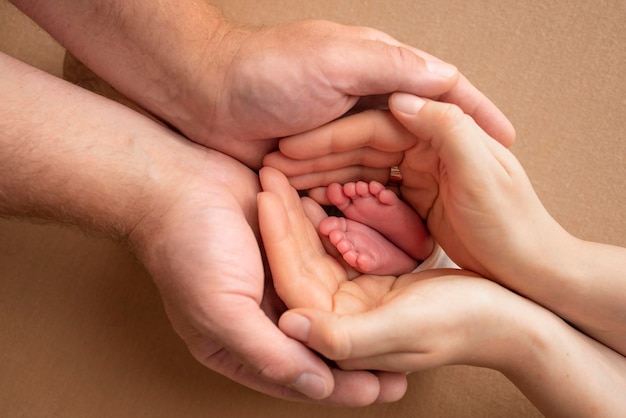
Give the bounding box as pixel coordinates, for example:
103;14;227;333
0;52;186;238
9;0;232;133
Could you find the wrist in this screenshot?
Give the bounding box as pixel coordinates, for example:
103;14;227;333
489;300;561;376
169;24;249;145
493;298;626;418
453;281;551;371
127;142;262;272
17;0;239;149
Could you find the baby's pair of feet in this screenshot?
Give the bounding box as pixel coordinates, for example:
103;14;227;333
319;181;434;276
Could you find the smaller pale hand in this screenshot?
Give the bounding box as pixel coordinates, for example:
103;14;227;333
258;167;517;373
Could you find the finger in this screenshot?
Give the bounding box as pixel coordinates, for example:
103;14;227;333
263;147;403;178
279;306;418;362
437;73;516;147
196;298;394;405
307;187;332;206
394;43;516;147
336;27;515;146
389;93;511;190
333;28;460;98
374;371;409;403
259;168;334;310
259;167;353;312
195;301;335;400
300;195;341;259
278;110;416;160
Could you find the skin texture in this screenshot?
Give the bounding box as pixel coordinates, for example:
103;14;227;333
258;164;626;418
274;92;626;360
7;0;514;404
10;0;514;169
0;53;408;405
318;181;431;275
267;92;626;358
387;93;626;357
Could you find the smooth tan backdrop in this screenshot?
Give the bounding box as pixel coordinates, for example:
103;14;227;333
1;0;624;416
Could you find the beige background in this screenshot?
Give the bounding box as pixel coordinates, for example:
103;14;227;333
1;0;624;416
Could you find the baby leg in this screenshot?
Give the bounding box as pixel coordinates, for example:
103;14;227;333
326;181;434;261
319;216;419;276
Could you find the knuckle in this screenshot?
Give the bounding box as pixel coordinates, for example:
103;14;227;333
319;326;352;360
435;102;467;127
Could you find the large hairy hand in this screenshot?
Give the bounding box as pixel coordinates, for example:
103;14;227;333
193;20;468;168
0;48;404;404
11;1;510;169
130;150;407;405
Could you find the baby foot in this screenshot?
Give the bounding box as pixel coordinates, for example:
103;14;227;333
326;181;434;261
319;216;419;275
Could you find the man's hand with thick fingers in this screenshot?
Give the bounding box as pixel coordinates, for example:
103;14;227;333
131;151;406;406
10;1;467;168
0;51;403;405
197;20;466;168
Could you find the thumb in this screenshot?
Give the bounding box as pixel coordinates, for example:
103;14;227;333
279;306;410;362
201;302;337;400
388;92;510;186
338;35;460;98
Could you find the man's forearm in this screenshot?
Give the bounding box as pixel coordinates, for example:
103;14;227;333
0;51;185;238
9;0;231;132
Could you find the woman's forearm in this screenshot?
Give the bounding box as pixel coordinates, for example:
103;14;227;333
499;225;626;357
551;238;626;355
492;295;626;418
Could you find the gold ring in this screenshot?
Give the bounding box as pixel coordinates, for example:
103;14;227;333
388;166;403;184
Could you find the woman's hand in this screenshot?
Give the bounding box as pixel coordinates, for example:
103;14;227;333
258;167;626;418
258;167;516;372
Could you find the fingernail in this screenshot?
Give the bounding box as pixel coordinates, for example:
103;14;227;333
280;313;311;343
292;373;330;399
425;60;458;78
391;93;426;115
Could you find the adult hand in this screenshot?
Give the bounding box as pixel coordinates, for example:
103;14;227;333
388;93;626;358
258;167;496;371
263;57;514;189
0;53;402;405
131;149;405;405
257;167;626;418
199;20;468;167
12;0;511;167
386;93;560;279
263;90;513;190
265;93;554;277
